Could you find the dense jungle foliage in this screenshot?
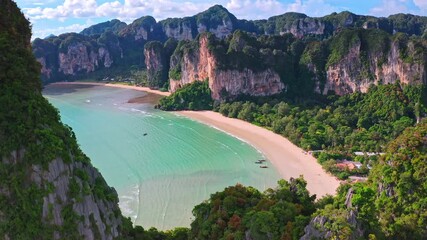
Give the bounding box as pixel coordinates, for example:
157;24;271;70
215;83;426;179
157;80;213;110
5;0;427;239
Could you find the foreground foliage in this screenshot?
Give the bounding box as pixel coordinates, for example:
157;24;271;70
1;1;123;238
190;177;315;240
307;120;427;239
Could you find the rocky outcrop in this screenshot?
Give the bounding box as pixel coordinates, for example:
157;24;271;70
58;43;99;75
119;16;160;41
322;35;426;95
33;36;118;83
144;39;177;88
58;44;114;75
169;35;285;100
144;41;167;88
37;57;53;79
282;18;327;38
162;19;195;41
160;5;237;41
198;19;234;39
30;158;122;240
301;188;364;240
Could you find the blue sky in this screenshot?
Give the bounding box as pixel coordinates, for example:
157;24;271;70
15;0;427;39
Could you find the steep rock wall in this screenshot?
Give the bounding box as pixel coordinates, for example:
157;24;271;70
163;23;194;41
59;44;113;75
30;157;122;240
162;19;234;41
169;35;285;100
144;42;167;88
197;20;234;39
282;18;327;38
323;39;426;95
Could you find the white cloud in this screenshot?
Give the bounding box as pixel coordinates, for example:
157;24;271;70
413;0;427;12
369;0;426;16
24;0;214;22
225;0;342;20
21;0;58;6
25;0;426;40
284;0;339;16
226;0;286;19
32;22;92;39
370;0;409;16
24;0;344;23
24;0;97;20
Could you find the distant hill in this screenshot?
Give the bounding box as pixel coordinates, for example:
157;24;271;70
80;19;127;36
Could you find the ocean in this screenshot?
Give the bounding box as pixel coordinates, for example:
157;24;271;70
43;84;280;230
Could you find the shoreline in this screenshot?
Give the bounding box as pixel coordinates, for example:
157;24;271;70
49;81;340;197
50;81;171;96
177;111;340;197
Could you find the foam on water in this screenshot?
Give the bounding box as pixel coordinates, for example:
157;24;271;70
43;84;280;230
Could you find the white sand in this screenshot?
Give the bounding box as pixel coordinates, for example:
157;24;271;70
49;82;340;197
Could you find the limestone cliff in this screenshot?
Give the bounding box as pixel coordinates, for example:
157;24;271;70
33;5;427;86
119;16;162;41
145;42;166;87
58;43;111;75
161;18;196;41
160;5;237;41
300;188;364;240
144;39;178;89
0;0;128;238
281;17;327;38
169;34;285;100
33;33;120;83
321;30;426;95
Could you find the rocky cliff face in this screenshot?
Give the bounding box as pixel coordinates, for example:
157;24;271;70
282;18;327;38
119;16;160;41
2;153;123;240
33;33;120;83
169;35;285;100
144;41;167;88
300;188;364;240
322;33;426;95
197;19;234;39
144;39;177;88
58;43;112;75
160;5;237;41
162;19;195;41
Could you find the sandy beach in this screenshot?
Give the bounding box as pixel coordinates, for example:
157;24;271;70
49;82;340;197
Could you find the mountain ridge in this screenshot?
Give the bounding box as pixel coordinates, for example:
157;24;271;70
76;5;427;39
33;5;427;100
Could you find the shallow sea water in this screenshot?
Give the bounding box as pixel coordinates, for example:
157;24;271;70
43;84;280;229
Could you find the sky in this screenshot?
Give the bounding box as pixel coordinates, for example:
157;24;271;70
14;0;427;39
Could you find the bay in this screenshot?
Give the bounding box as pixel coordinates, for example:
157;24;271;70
43;84;280;230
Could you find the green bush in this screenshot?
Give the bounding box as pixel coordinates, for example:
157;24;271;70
157;80;213;110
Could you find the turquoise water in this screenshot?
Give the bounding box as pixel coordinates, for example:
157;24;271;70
43;84;280;230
